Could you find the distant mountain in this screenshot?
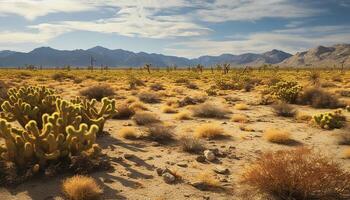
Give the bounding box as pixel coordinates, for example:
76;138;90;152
0;46;292;67
281;44;350;67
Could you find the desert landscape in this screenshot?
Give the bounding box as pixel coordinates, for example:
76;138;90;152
0;67;349;200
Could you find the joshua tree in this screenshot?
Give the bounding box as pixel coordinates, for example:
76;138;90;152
145;64;151;74
223;63;230;74
196;64;204;73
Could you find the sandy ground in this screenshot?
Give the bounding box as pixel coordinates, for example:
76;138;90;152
0;70;349;200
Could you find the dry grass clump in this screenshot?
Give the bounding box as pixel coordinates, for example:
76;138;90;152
113;104;135;119
263;129;292;144
231;114;249;123
295;112;312;122
125;96;137;104
272;102;296;117
297;87;342;108
150;83;165;91
192;103;229;118
132;112;160;125
52;72;74;81
129;101;148;111
338;132;350;145
234;103;249;110
174;110;192;120
178;96;206;107
79;84;115;101
343;148;350;159
161;105;177;113
179;135;204;153
195;123;225;139
118;127;139;139
138;91;161;103
194;171;221;190
242;148;350;200
62;175;102;200
146;125;174;143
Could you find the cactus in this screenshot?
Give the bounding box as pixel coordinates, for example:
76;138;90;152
270;81;302;103
313;110;346;129
71;97;117;135
0;86;59;128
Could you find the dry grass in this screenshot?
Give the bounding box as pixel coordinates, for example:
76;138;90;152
192;103;229;118
161;105;177;113
129;101;148;111
234;103;249;110
113;104;135;119
146;125;174;143
297;87;342;108
138;91;161;103
295;112;312;122
132;112;160;125
195;171;221;189
125;96;137;104
179;135;204;153
174;110;192;120
242;148;350;200
119;127;139;139
272;102;297;117
62;175;102;200
194;123;225;139
263;129;292;144
79;84;115;101
343;148;350;159
150;83;165;91
231;114;249;123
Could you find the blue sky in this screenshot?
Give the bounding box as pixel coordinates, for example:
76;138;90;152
0;0;349;58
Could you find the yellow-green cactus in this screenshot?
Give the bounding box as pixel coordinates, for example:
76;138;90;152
0;86;59;128
313;110;346;129
270;81;302;103
71;97;117;134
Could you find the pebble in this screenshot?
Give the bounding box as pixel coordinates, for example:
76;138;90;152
177;162;188;168
123;153;134;159
196;155;206;163
214;165;229;174
162;172;175;184
204;150;216;161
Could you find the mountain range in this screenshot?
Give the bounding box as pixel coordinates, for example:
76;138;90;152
0;44;348;67
0;46;291;67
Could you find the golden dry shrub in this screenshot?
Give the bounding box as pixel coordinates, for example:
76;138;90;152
192;103;229;118
263;129;291;144
62;175;102;200
174;110;192;120
179;135;204;153
129;101;148;111
161;105;178;113
234;103;249;110
231;114;249;123
132;111;160;125
119;127;139;139
242;148;350;200
195;123;225;139
194;171;221;190
79;84;115;101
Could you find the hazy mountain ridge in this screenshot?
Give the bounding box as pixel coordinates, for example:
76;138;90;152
281;44;350;67
0;46;292;67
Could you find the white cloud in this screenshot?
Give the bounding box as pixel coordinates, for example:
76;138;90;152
165;26;350;57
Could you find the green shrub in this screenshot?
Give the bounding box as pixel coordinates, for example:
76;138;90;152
270;81;302;103
313;110;346;129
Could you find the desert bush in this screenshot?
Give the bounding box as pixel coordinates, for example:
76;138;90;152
80;85;115;101
62;175;102;200
205;88;218;96
161;105;177;113
308;70;320;85
272;102;296;117
174;110;192;120
52;72;74;81
298;87;341;108
263;129;292;144
313;110;346;129
113;104;135;119
231;114;249;123
259;94;275;105
234;103;249;110
179;135;204;153
129;101;148;111
242;148;350;200
215;78;241;90
195;123;225;139
338;132;350;145
128;76;145;89
185;82;199;89
132;112;160;125
343;148;350;159
150;83;165;91
119;127;139;139
339;90;350;97
194;171;221;190
178;96;206;107
138;91;161;103
175;78;190;84
146;125;174;143
73;77;83;84
321;82;337;88
192;103;229;118
269;81;302;103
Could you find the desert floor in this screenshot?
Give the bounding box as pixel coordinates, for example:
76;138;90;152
0;69;349;200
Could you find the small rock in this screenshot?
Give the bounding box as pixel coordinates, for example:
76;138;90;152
203;195;210;200
147;156;154;160
177;162;188;168
122;122;132;126
162;172;176;184
196;155;206;163
123;153;134;159
221;122;227;124
214;165;229;174
204;150;216;161
156;168;171;176
184;194;191;197
219;177;228;182
103;178;114;183
191;181;209;191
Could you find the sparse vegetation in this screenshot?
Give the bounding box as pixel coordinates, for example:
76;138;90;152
195;123;225;139
80;84;115;100
138;91;161;103
119;127;139;139
192;103;229;118
272;102;296;117
132;111;160;125
179;135;204;153
263;129;292;144
62;175;102;200
298;87;341;108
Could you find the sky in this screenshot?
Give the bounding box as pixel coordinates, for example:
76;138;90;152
0;0;349;58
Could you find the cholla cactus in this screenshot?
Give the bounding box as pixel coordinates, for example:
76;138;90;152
313;110;346;129
270;81;302;103
0;86;59;128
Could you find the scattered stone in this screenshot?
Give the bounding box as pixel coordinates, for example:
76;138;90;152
122;122;132;126
147;156;154;160
191;181;209;191
221;122;227;124
203;195;210;200
204;150;216;161
123;153;134;159
214;165;229;174
177;162;188;168
219;177;228;182
196;155;206;163
162;172;176;184
103;178;114;183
